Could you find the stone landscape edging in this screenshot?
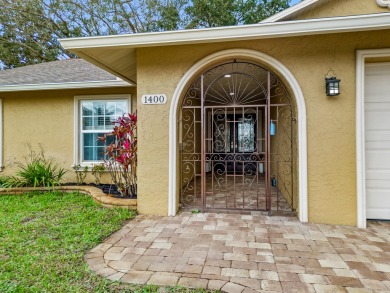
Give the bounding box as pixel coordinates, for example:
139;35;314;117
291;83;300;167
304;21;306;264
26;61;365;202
0;186;137;210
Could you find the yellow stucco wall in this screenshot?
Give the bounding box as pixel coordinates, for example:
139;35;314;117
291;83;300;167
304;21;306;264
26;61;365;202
294;0;388;20
136;29;390;225
1;87;136;183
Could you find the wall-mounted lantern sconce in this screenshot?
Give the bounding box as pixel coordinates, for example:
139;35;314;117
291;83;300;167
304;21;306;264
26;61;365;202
325;76;341;96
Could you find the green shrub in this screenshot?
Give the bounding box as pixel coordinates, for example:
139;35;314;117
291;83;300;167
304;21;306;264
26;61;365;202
91;163;105;185
0;176;9;186
0;176;22;188
3;144;67;188
16;160;66;188
72;164;89;185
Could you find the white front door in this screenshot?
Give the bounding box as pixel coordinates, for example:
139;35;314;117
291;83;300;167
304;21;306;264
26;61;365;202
365;63;390;220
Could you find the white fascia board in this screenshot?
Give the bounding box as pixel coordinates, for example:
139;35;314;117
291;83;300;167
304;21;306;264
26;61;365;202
59;13;390;50
0;80;132;92
261;0;320;23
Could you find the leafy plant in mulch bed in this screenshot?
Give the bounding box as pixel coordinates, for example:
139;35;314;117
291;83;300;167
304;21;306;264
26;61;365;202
68;163;123;197
0;144;66;188
72;164;89;185
99;112;137;198
62;181;124;198
91;163;105;185
71;163;106;186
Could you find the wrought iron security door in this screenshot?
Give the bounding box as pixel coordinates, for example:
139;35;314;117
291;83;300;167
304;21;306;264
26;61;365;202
180;61;294;213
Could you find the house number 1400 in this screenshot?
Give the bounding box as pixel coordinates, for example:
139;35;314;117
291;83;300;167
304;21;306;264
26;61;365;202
141;94;167;105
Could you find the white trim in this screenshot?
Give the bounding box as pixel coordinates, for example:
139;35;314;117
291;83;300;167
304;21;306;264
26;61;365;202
168;49;308;223
73;94;131;168
0;99;3;171
60;13;390;50
75;50;137;85
377;0;390;8
0;80;132;93
261;0;320;23
356;48;390;228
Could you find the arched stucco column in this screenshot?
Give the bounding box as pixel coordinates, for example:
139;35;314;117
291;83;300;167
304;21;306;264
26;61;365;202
168;49;308;222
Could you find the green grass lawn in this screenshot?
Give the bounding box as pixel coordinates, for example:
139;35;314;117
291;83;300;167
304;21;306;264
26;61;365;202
0;192;208;293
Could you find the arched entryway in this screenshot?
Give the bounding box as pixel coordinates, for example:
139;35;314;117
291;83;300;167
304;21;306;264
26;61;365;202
180;60;294;212
169;49;308;221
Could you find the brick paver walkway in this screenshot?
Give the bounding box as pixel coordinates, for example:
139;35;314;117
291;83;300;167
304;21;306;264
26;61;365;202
86;212;390;292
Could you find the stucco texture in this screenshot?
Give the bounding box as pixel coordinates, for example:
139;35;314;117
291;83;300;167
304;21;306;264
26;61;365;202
294;0;388;20
136;28;390;225
1;87;136;183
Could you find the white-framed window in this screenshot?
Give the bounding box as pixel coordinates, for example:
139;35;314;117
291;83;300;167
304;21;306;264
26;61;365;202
74;94;131;166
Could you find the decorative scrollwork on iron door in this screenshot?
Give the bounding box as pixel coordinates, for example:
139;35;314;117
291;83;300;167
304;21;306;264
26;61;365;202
179;60;295;213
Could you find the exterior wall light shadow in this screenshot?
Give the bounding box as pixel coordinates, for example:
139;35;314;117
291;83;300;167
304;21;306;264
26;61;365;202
325;76;341;96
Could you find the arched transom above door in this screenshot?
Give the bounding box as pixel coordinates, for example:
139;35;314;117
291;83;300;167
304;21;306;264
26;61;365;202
183;61;291;107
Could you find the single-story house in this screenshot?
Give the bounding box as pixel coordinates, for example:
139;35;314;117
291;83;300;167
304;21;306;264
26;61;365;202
0;59;135;179
2;0;390;228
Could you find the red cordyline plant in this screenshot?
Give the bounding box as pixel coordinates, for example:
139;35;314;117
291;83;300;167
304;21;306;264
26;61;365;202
99;113;137;198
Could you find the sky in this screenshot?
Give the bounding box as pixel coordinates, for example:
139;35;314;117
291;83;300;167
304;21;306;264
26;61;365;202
290;0;301;5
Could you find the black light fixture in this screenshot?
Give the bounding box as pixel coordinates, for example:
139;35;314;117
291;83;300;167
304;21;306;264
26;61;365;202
325;76;341;96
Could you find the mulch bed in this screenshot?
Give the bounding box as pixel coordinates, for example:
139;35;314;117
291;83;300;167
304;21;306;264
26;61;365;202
61;183;136;199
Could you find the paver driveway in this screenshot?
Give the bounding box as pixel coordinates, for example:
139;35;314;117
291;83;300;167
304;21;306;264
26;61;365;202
86;212;390;292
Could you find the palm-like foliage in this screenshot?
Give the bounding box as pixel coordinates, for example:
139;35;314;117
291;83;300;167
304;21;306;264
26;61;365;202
0;144;66;188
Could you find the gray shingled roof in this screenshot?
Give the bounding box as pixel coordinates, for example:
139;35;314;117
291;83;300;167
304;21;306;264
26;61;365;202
0;59;121;86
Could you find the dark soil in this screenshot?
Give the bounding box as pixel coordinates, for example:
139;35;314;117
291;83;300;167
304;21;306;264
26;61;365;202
61;183;136;199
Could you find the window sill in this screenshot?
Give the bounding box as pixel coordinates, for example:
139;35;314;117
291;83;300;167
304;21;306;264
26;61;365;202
71;163;106;170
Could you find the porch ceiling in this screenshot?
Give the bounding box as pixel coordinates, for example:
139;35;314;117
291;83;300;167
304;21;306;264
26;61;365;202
59;13;390;84
71;47;137;84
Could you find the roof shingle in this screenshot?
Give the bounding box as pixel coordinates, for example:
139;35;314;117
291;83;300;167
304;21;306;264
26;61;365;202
0;59;121;86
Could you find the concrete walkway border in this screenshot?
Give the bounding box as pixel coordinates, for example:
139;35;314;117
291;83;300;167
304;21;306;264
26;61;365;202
0;186;137;210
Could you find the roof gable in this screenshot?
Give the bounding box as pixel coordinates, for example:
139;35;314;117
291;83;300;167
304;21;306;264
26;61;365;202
263;0;389;23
